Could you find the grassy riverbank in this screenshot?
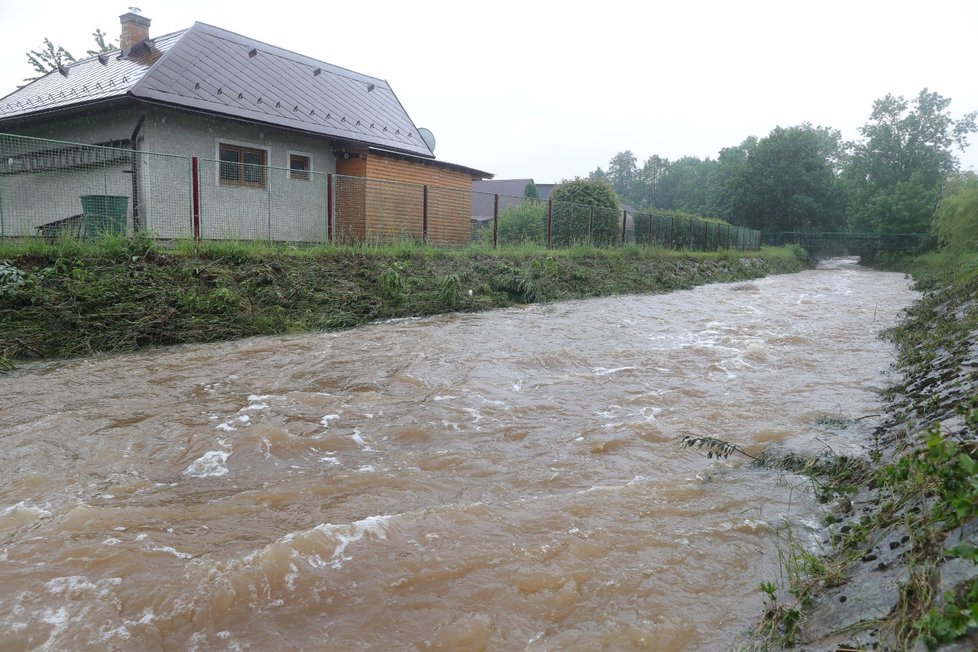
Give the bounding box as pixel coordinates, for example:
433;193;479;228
749;251;978;650
0;238;809;364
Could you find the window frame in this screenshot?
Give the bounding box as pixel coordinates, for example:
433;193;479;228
288;151;312;181
216;141;268;189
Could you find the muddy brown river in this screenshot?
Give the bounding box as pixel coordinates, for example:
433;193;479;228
0;259;916;651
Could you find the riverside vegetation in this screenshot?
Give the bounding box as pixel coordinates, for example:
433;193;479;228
737;249;978;651
0;236;809;365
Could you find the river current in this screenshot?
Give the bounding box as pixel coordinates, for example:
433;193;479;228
0;259;916;651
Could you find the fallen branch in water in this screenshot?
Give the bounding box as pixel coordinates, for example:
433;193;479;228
679;434;760;461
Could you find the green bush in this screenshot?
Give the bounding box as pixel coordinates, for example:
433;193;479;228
549;178;621;246
933;173;978;253
495;201;547;245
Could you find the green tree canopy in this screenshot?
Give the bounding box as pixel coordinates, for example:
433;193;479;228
634;155;670;209
845;89;977;233
727;124;845;232
657;156;716;215
606;150;638;201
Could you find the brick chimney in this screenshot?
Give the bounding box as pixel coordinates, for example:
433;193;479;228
120;8;151;50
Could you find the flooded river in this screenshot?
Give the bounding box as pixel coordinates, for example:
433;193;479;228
0;259;916;651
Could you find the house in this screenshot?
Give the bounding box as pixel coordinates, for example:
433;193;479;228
471;178;642;243
470;179;557;233
0;11;491;243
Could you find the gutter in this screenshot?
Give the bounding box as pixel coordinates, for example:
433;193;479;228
129;112;146;232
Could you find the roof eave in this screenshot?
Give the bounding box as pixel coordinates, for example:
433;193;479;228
367;147;493;179
0;95;138;129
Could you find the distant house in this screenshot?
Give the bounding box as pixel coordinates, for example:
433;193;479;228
471;178;643;243
0;11;491;243
470;178;557;231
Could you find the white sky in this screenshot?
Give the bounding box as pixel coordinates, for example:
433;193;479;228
2;0;976;181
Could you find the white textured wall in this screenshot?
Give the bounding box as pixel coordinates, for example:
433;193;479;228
2;105;339;241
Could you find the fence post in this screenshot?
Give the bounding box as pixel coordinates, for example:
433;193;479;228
621;210;627;245
546;199;553;248
492;193;499;249
670;216;675;249
422;184;429;243
326;173;333;243
191;156;200;241
648;212;653;244
588;206;593;246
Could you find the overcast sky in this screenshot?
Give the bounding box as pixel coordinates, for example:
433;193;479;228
2;0;976;181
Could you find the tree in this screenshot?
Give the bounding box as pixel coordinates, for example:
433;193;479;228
25;39;76;80
727;124;845;233
588;166;608;183
844;89;977;233
933;172;978;252
657;156;715;215
523;181;538;200
549;177;621;245
606;151;638;201
24;29;117;83
634;155;670;209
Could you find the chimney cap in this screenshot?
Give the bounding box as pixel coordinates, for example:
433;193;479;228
120;9;151;27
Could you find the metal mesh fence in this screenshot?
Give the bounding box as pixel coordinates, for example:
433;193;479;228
0;133;191;241
198;159;329;243
1;133;761;251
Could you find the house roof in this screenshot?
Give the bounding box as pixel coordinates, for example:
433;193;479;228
472;178;535;198
0;22;434;158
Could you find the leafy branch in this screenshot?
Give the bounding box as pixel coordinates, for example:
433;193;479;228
679;434;759;461
23;28;117;84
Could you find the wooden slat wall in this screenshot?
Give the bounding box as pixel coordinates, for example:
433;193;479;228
334;157;368;241
364;154;474;244
333;152;477;245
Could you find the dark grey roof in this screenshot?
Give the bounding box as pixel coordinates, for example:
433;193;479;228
472;178;535;198
0;31;185;118
0;22;433;158
535;183;555;201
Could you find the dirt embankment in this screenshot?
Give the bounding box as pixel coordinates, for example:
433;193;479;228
0;243;809;363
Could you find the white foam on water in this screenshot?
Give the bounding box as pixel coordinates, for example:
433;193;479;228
150;545;192;559
433;395;457;401
357;465;375;473
2;501;53;518
320;414;340;428
592;366;637;376
183;451;230;478
295;515;392;569
216;422;237;432
351;429;375;452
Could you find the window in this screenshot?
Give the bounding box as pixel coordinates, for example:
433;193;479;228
289;153;311;180
219;144;266;188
